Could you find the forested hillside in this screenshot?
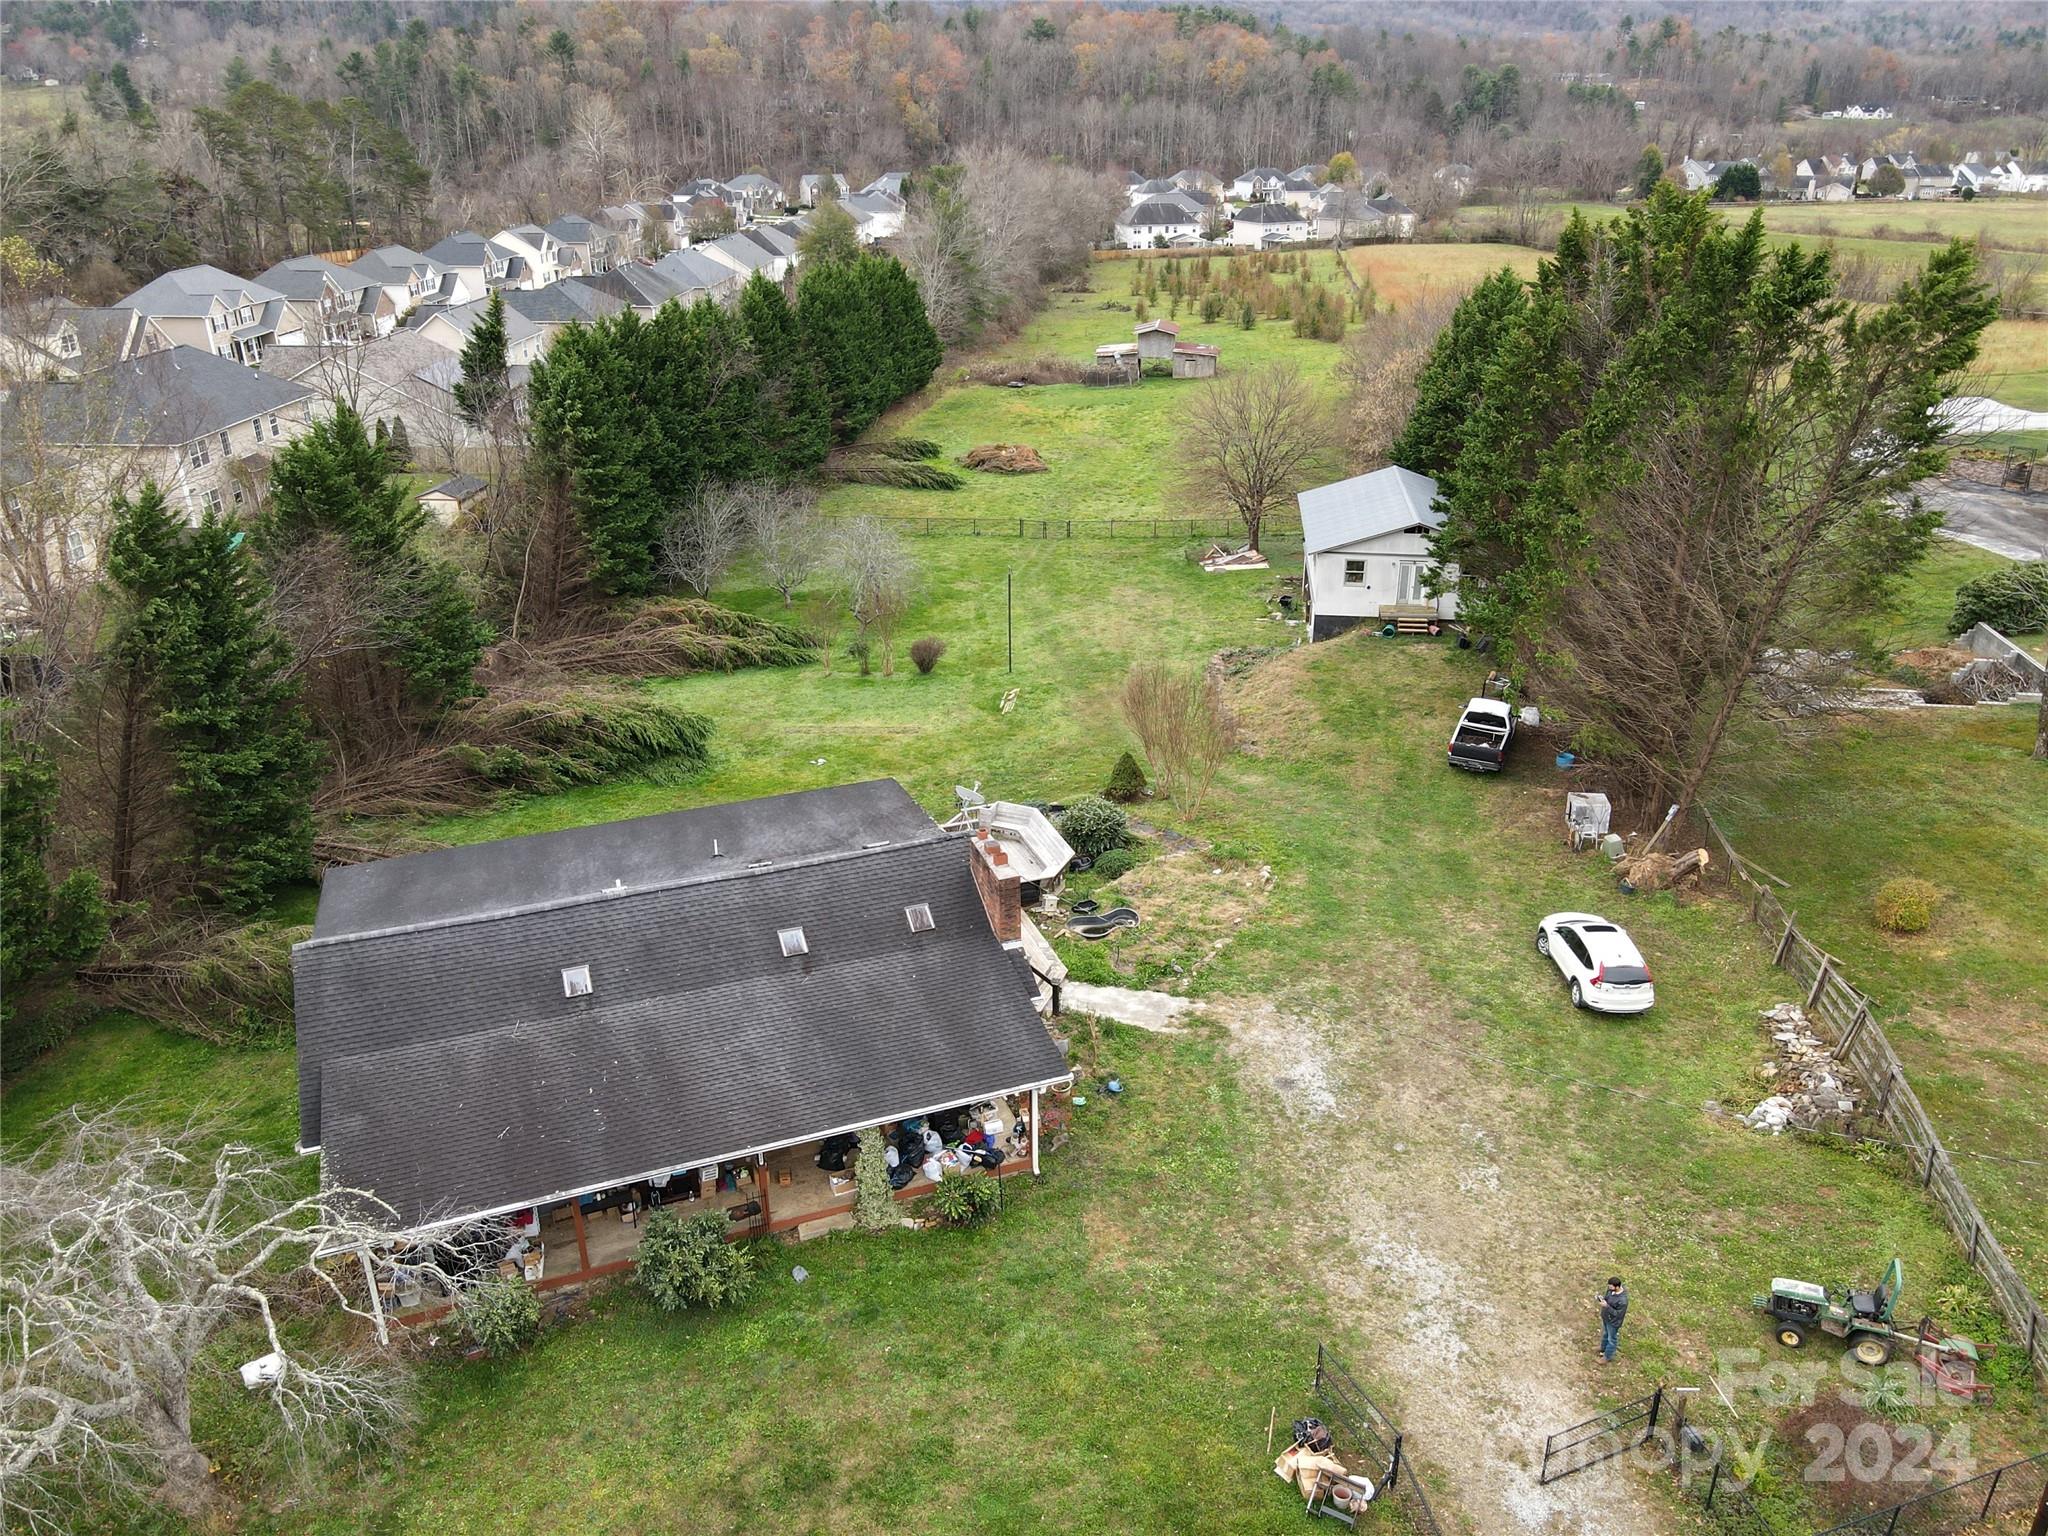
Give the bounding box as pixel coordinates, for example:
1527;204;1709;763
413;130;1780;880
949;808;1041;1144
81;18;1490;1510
3;0;2043;294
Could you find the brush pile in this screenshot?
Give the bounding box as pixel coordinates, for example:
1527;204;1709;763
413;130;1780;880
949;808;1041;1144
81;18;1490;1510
959;443;1048;474
824;438;963;490
1618;847;1710;890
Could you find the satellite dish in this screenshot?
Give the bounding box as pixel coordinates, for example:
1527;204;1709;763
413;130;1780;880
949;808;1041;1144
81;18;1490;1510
953;781;984;809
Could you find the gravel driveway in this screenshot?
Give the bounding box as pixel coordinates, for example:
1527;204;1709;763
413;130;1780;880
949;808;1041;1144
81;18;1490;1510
1915;481;2048;561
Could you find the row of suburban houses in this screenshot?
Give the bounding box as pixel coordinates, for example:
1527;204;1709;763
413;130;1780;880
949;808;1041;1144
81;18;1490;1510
1113;164;1417;249
0;169;911;617
1677;148;2048;202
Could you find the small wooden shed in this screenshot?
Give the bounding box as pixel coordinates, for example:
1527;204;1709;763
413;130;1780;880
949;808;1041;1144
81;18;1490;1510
1171;342;1220;379
1133;318;1181;361
419;473;488;526
1091;343;1141;385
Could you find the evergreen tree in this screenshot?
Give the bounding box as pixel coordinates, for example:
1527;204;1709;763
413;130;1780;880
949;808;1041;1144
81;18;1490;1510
105;487;320;912
386;415;413;470
264;403;489;709
154;512;321;912
453;291;511;425
1390;266;1531;480
797;258;884;437
1632;144;1664;198
0;754;108;1028
527;315;664;595
738;273;831;476
865;254;943;403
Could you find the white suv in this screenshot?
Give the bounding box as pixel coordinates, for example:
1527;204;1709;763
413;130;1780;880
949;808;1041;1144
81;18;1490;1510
1536;913;1656;1015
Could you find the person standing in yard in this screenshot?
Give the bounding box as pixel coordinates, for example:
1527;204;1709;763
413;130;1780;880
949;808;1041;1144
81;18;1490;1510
1595;1277;1629;1363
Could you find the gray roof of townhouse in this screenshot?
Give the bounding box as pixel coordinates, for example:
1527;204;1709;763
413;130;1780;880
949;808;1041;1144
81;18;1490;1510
739;224;797;259
567;264;689;310
708;232;776;271
17;344;313;446
1367;194;1415;217
1120;198;1200;227
1297;465;1442;555
423;232;491;266
544;214;600;243
348;245;436;286
421;296;543;348
723;172;783;193
1235;202;1307;223
502;281;623;326
119;264;285;317
424;472;488;501
840;191;902;217
1279;175;1319;192
653;249;740;295
45;303;143;362
294;781;1067;1226
862;171;907;195
255;255;376;300
1238;167;1284;181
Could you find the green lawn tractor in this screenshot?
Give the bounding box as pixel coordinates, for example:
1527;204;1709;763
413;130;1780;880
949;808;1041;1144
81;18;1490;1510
1754;1257;1910;1366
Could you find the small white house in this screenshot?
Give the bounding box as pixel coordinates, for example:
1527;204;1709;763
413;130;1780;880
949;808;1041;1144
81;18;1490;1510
1298;465;1457;642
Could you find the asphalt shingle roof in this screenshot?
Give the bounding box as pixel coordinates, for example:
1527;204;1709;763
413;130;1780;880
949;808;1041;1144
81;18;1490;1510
15;344;312;446
296;781;1066;1227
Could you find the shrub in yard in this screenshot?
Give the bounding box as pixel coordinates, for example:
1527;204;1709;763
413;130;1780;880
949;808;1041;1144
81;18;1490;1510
457;1275;541;1356
1105;749;1148;802
926;1168;1000;1227
1948;564;2048;637
909;636;946;675
1058;794;1128;861
854;1126;896;1232
1873;877;1941;934
1089;847;1137;881
636;1209;754;1312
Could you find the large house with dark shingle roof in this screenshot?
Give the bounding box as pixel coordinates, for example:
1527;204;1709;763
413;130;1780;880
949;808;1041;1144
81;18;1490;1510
118;265;302;363
296;779;1072;1317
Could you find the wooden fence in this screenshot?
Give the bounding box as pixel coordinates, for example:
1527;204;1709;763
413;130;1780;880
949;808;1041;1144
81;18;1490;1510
1704;812;2047;1386
870;513;1301;541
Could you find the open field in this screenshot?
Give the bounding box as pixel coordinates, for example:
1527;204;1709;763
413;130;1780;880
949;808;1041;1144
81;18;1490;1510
1451;196;2048;260
9;242;2044;1536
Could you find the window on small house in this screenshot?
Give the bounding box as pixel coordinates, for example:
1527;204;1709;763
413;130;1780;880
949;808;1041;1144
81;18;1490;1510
561;964;593;997
64;528;88;565
1343;559;1366;585
905;903;935;934
268;414;281;437
777;927;809;957
201;488;224;516
218;431;230;457
188;438;211;468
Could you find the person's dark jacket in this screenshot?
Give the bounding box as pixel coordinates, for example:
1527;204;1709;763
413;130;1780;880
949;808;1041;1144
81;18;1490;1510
1600;1289;1630;1328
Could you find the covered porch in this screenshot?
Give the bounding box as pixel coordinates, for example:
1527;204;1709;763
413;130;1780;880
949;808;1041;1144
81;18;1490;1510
375;1088;1051;1326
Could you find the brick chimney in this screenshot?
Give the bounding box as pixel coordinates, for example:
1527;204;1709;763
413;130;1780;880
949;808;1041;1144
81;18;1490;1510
968;829;1022;944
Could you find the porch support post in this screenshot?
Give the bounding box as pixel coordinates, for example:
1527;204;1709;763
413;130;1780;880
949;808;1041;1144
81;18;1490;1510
570;1201;591;1274
1030;1087;1041;1175
756;1152;772;1232
358;1244;389;1346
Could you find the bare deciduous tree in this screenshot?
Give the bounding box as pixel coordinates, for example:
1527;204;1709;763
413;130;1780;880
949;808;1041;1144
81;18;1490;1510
1336;288;1461;471
1118;660;1239;818
659;482;756;597
747;484;822;606
1179;363;1336;551
828;516;916;677
0;1112;423;1530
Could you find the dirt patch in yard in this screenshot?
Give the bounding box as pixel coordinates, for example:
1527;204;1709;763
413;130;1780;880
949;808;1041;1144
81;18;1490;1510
1212;987;1669;1536
1096;850;1274;991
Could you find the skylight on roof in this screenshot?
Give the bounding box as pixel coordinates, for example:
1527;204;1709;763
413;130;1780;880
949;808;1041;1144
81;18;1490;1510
561;964;593;997
777;927;809;957
905;903;935;934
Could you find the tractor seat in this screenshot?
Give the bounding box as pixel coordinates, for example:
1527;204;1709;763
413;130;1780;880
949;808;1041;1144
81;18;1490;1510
1850;1291;1880;1317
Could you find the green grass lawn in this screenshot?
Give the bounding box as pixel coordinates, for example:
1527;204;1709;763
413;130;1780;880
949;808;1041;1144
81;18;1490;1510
10;244;2045;1535
1872;537;2034;656
1713;704;2048;1304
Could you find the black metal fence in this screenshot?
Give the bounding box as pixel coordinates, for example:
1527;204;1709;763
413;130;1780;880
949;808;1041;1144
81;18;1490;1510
1538;1386;1665;1485
1311;1342;1449;1536
868;513;1302;541
1810;1449;2048;1535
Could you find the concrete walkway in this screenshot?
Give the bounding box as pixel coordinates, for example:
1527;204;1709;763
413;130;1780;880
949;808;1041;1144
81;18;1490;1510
1920;487;2048;561
1062;983;1200;1033
1940;396;2048;436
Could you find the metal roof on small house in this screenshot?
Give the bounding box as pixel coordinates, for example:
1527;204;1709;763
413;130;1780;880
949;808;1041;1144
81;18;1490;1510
1297;465;1442;554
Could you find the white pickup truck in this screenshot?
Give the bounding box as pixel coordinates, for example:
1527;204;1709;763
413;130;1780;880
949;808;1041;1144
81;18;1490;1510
1448;697;1515;773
